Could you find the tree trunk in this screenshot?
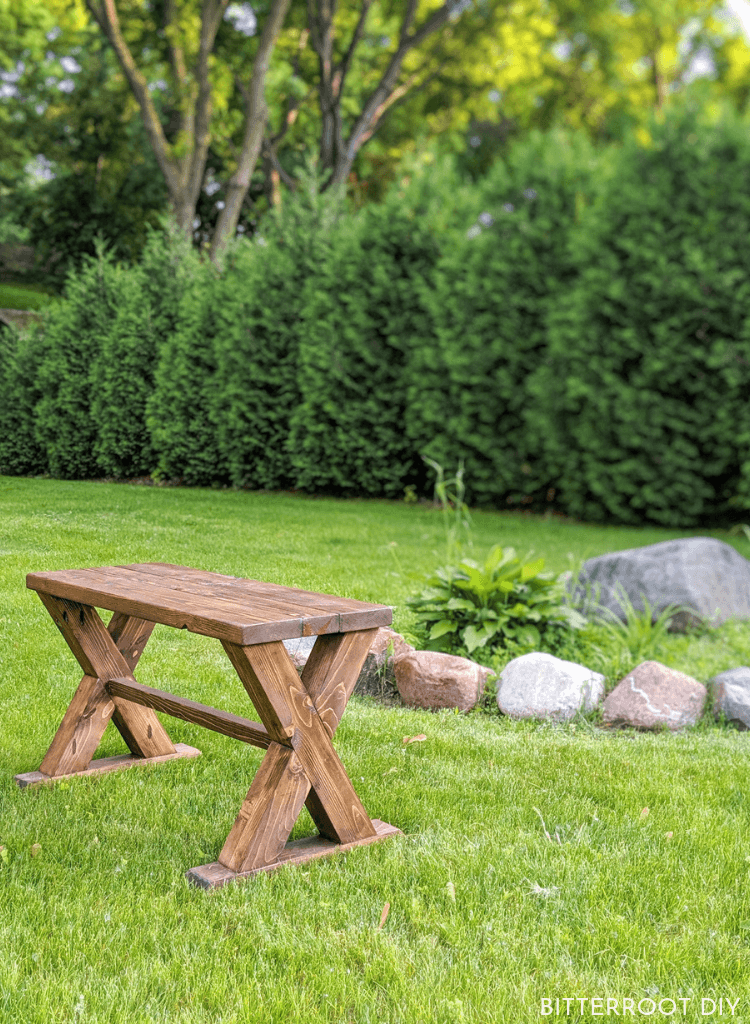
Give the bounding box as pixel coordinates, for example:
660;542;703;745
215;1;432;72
210;0;293;259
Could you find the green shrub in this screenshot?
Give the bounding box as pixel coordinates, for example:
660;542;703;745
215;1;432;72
0;322;48;476
406;129;608;509
533;101;750;525
89;265;158;478
289;200;440;496
146;237;225;486
212;166;350;490
407;544;585;659
33;251;120;479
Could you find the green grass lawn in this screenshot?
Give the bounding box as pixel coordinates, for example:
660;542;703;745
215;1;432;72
2;476;750;1023
0;282;54;311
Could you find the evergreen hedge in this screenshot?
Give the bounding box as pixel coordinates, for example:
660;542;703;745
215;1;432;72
406;130;608;510
534;102;750;525
3;111;750;527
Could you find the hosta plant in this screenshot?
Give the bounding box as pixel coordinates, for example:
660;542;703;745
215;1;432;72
407;545;586;657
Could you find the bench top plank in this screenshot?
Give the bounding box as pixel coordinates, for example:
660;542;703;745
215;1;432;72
27;563;392;645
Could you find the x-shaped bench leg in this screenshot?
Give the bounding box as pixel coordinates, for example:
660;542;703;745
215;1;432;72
187;629;399;884
21;595;185;781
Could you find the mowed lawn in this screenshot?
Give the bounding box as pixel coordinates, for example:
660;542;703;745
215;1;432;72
2;476;750;1023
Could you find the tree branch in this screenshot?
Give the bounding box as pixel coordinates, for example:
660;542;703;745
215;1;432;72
84;0;180;194
211;0;293;257
334;1;460;177
334;0;375;100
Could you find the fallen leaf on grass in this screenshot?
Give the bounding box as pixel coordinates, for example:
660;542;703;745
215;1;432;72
30;843;41;858
378;902;390;929
640;807;649;819
665;831;673;839
403;734;427;745
446;881;456;902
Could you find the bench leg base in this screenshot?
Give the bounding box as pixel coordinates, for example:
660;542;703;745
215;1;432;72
186;819;402;889
14;743;202;788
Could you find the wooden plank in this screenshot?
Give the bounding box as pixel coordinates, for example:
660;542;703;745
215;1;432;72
28;568;381;644
36;593;175;760
121;563;390;615
15;743;201;788
105;677;271;749
106;612;159;758
39;674;116;777
217;741;311;874
187;820;402;888
238;641;377;845
302;629;378;738
27;565;392;642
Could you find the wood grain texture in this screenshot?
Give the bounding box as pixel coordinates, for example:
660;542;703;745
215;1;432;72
302;629;378;737
39;673;115;777
105;677;271;749
27;565;392;643
188;820;402;888
218;741;310;874
36;593;174;761
16;744;201;788
240;642;376;845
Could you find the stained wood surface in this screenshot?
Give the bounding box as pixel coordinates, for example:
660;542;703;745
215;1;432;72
36;595;174;771
187;819;402;888
105;677;271;749
226;640;377;845
15;744;201;788
218;741;311;873
27;563;392;644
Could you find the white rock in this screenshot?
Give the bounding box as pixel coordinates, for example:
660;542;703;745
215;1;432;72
497;652;605;722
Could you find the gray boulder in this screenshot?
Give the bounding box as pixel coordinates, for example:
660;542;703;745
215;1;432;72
602;660;706;730
496;652;605;722
571;537;750;631
709;666;750;729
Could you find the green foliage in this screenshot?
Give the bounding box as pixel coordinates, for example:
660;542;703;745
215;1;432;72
35;241;169;480
408;545;585;658
533;100;750;526
33;253;112;479
594;588;692;668
146;249;225;485
289;183;440;497
0;322;47;476
407;129;609;510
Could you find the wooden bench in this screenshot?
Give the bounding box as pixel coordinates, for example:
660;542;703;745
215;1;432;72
15;563;401;887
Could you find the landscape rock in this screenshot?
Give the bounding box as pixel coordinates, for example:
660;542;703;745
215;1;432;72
393;650;491;712
709;666;750;729
283;627;413;700
570;537;750;632
602;660;706;730
354;627;413;699
283;635;317;669
496;652;605;722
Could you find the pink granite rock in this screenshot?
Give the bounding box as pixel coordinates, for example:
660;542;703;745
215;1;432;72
393;650;491;712
602;660;706;730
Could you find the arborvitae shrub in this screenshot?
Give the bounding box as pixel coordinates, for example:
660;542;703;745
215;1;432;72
212;169;350;489
147;255;227;485
33;249;122;478
406;130;606;509
0;322;48;476
535;102;750;526
290;198;443;496
90;265;157;478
